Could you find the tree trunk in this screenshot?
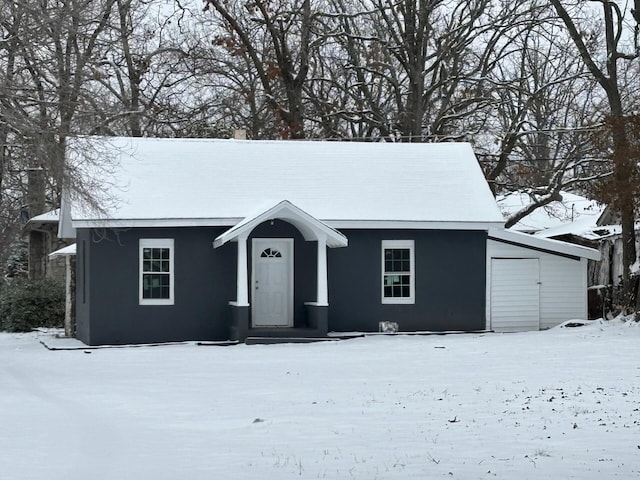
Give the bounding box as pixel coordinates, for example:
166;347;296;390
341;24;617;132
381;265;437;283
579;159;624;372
27;167;47;280
608;115;637;305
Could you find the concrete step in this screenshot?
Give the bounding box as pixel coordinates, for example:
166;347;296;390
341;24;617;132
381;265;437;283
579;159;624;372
245;336;343;345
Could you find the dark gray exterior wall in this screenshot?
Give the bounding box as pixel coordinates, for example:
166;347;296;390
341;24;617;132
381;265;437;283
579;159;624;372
327;229;487;332
76;226;237;345
75;222;487;344
75;220;317;345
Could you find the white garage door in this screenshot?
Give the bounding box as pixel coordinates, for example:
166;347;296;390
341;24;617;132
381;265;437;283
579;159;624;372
490;258;540;332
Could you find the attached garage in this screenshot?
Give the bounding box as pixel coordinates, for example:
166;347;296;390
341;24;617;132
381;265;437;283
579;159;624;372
490;258;540;331
486;229;600;332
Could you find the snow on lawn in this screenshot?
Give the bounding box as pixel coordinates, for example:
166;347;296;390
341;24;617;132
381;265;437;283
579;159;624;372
1;321;639;480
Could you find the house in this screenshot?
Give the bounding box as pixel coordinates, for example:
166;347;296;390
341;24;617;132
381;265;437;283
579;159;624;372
59;137;600;345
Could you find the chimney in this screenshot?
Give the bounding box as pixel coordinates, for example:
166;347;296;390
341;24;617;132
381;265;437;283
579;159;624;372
233;129;247;140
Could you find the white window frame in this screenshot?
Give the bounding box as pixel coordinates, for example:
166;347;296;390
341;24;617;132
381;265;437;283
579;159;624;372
381;240;415;304
139;238;175;305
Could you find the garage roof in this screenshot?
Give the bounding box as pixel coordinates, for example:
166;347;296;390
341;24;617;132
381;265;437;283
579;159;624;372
489;228;601;261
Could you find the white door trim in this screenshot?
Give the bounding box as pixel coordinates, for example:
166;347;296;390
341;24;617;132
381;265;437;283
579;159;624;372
251;238;294;327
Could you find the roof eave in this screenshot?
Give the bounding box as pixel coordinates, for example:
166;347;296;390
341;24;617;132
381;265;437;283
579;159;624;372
213;200;348;249
72;218;505;231
489;228;601;261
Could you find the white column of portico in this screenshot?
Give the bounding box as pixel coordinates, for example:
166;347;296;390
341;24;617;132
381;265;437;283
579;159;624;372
316;234;328;306
236;234;249;306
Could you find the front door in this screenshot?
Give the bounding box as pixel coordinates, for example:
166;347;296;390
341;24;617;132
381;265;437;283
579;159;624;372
252;238;294;327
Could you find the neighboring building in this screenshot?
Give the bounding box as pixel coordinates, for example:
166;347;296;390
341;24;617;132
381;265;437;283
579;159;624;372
23;209;73;281
534;214;637;287
59;137;599;345
535;217;640;319
497;191;606;235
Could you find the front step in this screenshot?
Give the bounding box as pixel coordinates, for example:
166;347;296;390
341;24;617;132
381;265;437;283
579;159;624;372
246;327;324;338
245;336;343;345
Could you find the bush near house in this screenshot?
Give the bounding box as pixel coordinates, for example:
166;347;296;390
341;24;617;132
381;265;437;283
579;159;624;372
0;278;64;332
3;241;28;279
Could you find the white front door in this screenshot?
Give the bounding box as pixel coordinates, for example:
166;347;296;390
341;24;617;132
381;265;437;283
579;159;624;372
252;238;294;327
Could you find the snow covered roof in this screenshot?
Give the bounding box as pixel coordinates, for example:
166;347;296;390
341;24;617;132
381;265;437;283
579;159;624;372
29;209;60;223
537;222;640;242
65;137;504;230
497;191;604;234
49;243;76;257
25;209;63;235
533;216;612;240
488;228;601;261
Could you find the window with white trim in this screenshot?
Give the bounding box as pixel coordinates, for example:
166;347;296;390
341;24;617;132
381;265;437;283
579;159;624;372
139;239;174;305
381;240;415;304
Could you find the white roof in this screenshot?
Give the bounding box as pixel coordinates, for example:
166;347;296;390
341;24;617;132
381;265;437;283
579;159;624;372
488;228;601;261
534;215;606;240
66;137;504;230
497;191;604;233
29;209;60;223
49;243;76;257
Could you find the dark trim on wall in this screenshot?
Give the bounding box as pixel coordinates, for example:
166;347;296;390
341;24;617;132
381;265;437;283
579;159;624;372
81;239;86;304
488;236;580;261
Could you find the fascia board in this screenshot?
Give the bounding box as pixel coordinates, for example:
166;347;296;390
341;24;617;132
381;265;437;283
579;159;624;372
73;218;505;231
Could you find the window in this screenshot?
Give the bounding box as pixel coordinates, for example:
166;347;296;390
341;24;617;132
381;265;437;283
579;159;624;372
260;248;282;258
139;239;174;305
381;240;415;304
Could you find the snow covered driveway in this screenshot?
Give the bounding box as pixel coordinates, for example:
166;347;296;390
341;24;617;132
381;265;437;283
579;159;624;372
1;321;639;479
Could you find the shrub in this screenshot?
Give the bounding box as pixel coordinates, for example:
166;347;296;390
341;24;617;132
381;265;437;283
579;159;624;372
0;278;65;332
4;241;28;279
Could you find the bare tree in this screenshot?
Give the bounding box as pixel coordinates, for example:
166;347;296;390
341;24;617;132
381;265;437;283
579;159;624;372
477;7;609;227
1;0;119;199
321;0;537;142
0;0;122;277
181;11;282;139
549;0;640;304
88;0;199;137
203;0;320;139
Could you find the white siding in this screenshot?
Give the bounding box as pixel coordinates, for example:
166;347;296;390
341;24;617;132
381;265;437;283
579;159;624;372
538;257;586;329
490;259;540;332
487;239;588;331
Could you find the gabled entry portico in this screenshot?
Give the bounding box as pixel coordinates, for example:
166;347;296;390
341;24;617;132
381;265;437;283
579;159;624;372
213;200;348;341
252;238;294;327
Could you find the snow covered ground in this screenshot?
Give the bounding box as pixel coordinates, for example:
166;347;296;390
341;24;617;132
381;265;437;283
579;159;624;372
1;321;639;480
